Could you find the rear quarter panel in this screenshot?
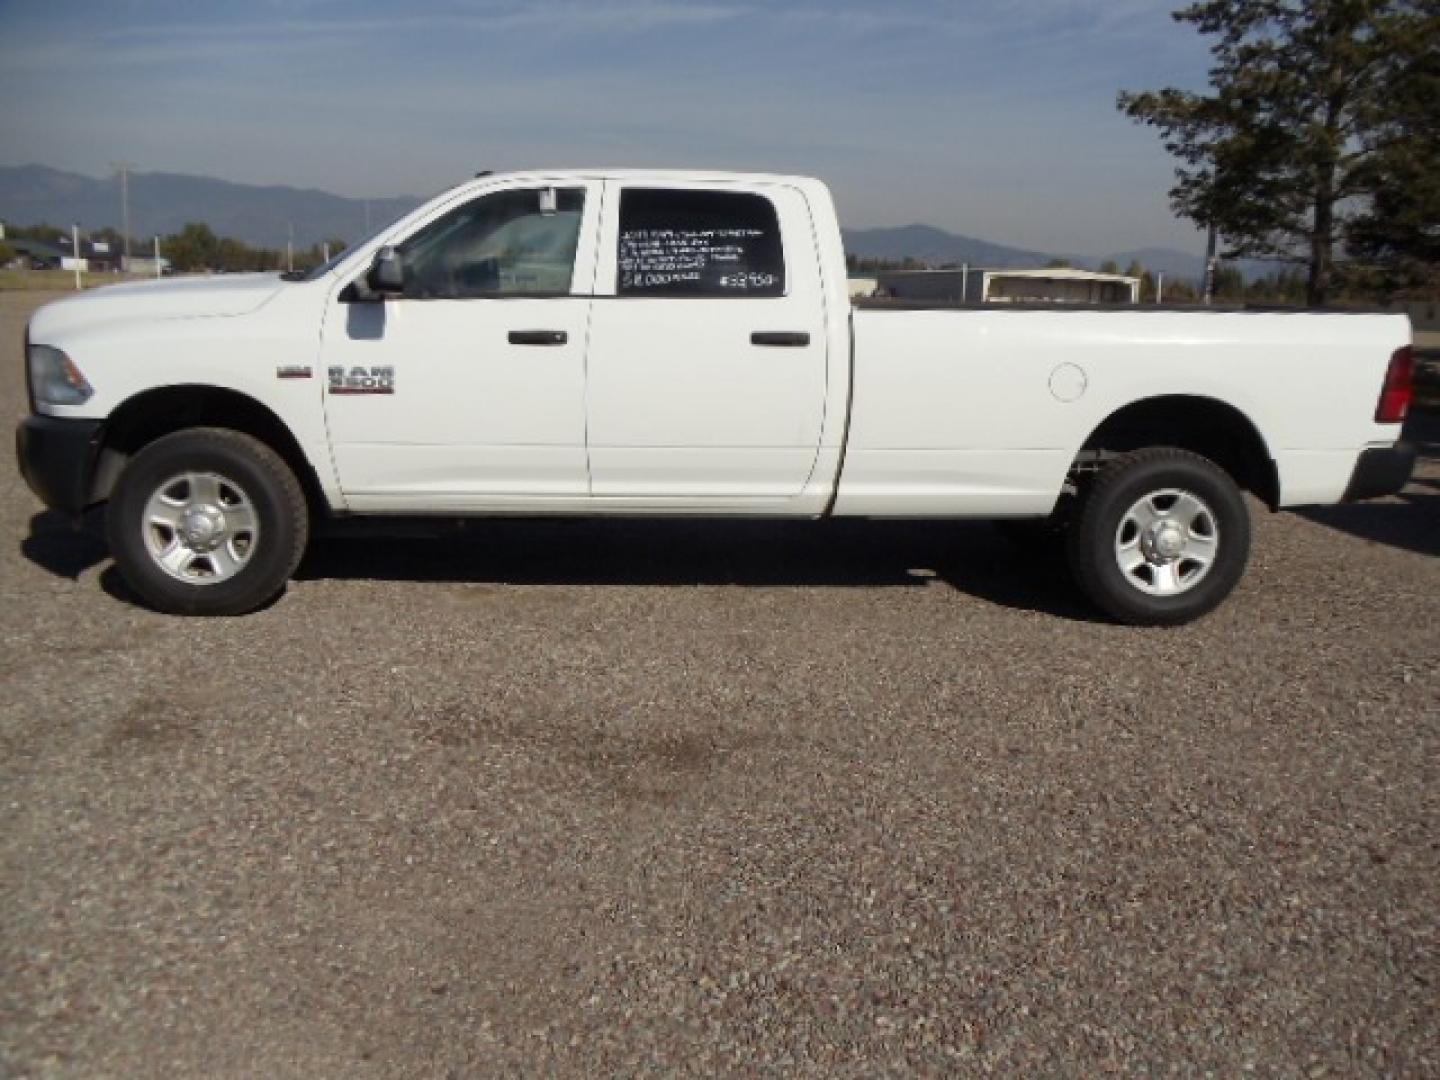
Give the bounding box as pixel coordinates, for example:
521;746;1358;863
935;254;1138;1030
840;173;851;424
835;309;1411;515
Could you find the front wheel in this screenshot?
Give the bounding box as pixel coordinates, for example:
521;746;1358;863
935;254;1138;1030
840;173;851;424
1067;448;1250;626
106;428;309;615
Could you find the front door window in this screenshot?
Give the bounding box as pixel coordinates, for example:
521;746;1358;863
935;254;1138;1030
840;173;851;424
399;187;586;298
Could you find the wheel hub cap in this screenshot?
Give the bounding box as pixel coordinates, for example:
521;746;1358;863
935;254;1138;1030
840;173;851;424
1145;521;1187;563
1113;487;1220;597
179;505;225;549
142;471;259;584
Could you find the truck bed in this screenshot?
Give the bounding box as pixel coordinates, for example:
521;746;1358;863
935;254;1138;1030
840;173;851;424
852;297;1393;315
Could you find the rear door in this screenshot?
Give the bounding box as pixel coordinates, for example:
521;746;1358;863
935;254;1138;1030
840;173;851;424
585;181;829;500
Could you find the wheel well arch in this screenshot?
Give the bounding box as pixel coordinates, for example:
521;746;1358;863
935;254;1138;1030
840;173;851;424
1079;395;1279;509
92;384;327;513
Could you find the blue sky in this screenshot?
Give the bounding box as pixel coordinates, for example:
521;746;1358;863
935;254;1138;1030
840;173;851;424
0;0;1214;253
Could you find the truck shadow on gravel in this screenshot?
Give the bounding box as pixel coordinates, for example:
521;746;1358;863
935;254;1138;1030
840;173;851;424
20;509;108;580
1296;412;1440;558
18;506;1097;619
295;517;1102;621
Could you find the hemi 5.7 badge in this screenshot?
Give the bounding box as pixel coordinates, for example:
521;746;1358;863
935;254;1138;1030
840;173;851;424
329;365;395;395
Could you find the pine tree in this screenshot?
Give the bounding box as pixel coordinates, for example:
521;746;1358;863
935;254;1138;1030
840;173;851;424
1119;0;1439;306
1346;1;1440;293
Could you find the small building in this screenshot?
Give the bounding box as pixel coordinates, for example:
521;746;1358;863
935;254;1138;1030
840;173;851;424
847;275;879;298
124;255;170;276
6;238;66;270
878;266;1140;305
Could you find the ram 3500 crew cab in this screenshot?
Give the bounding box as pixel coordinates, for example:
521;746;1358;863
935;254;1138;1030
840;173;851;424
16;170;1417;623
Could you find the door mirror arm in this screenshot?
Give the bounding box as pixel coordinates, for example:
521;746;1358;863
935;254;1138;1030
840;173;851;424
360;246;405;299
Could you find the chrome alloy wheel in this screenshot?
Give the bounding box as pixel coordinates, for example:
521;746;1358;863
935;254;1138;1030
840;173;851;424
1112;487;1219;597
141;472;260;584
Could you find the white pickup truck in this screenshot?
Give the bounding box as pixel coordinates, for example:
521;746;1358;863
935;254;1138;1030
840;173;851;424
16;170;1417;623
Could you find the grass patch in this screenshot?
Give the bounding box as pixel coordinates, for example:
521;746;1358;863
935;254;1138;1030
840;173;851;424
0;269;155;291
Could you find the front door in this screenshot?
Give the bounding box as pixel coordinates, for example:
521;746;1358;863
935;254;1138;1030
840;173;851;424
584;182;829;500
321;181;600;509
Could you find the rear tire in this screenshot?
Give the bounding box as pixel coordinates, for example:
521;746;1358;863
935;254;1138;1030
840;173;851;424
106;428;309;615
1067;448;1249;626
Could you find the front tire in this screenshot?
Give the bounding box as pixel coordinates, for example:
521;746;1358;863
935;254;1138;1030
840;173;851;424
106;428;309;615
1067;448;1250;626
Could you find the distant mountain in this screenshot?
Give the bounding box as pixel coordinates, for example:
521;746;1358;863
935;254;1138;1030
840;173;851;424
843;222;1223;284
1;164;1227;281
0;164;420;248
842;223;1054;269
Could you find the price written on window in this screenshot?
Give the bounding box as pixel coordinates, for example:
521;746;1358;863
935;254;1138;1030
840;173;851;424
619;227;773;293
717;272;779;289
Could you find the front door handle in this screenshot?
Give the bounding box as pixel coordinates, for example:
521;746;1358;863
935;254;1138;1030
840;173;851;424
508;330;568;346
751;331;810;347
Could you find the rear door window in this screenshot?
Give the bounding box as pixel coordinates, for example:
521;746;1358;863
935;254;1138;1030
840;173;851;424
616;189;785;298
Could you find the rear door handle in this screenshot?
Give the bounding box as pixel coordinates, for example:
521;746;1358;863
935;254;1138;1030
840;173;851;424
751;331;810;347
508;330;568;346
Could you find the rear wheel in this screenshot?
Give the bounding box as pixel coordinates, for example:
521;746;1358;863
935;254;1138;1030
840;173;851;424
107;428;309;615
1067;448;1249;626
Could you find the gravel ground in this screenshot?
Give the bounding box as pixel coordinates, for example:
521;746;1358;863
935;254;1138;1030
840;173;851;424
2;289;1437;1077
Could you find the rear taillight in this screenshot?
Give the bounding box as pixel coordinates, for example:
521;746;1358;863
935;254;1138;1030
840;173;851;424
1375;345;1414;424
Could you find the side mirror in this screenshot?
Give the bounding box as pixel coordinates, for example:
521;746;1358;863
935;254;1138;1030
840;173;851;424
365;246;405;295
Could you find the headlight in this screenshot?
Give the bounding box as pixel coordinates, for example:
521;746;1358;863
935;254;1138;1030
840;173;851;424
27;344;94;407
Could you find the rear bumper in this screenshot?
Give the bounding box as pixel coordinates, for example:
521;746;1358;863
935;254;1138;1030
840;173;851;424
15;415;103;518
1342;442;1417;502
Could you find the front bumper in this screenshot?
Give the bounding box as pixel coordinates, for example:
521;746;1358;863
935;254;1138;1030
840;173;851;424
15;415;104;518
1342;442;1417;502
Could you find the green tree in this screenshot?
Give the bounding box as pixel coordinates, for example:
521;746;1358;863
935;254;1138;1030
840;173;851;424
214;237;250;272
1346;3;1440;293
1246;266;1309;303
0;241;15;266
1119;0;1438;306
1211;263;1247;300
164;222;221;271
1166;277;1200;301
1099;259;1120;274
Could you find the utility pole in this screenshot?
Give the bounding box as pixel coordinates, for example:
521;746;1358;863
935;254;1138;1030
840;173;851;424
71;224;82;290
1156;272;1164;304
1202;222;1218;306
111;161;137;270
286;222;295;273
153;235;162;279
